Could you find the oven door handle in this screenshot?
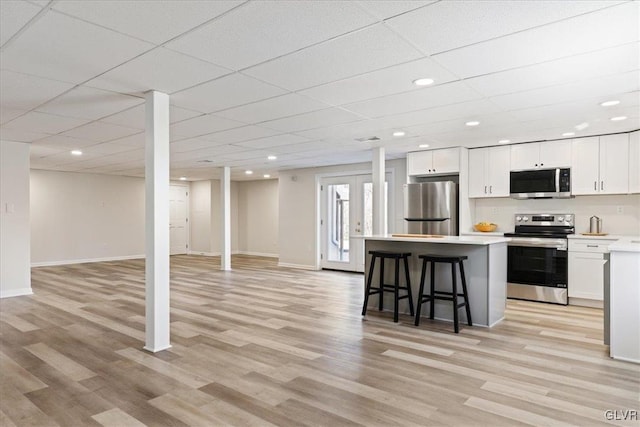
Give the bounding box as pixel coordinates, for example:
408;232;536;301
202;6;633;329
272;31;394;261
507;239;567;249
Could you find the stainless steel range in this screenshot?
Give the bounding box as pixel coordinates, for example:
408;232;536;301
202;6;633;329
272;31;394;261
504;213;575;305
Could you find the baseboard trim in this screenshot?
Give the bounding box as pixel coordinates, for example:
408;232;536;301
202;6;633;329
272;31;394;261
31;254;145;267
236;251;279;258
0;288;33;298
277;262;318;271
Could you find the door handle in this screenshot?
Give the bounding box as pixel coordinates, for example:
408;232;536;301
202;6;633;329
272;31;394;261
489;185;492;194
484;185;487;194
601;181;604;191
594;181;597;191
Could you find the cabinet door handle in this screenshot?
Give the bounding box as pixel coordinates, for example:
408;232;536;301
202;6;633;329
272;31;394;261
601;181;604;191
489;185;493;194
586;245;599;248
484;185;487;194
594;181;597;190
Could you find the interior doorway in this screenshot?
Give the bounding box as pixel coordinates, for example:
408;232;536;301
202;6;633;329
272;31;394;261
169;184;189;255
320;173;391;272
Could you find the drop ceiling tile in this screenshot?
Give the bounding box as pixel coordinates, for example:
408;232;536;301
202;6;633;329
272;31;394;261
32;134;97;149
270;140;334;154
490;70;640;111
0;0;42;46
343;81;482;118
243;24;422;91
171;73;287;113
0;70;75;110
216;93;330;124
0;108;27;125
433;1;639;79
52;0;243;44
166;1;376;70
0;11;154;84
3;111;90;134
198;125;282;144
386;0;618;55
171;138;224;154
100;104;202;129
77;142;140;155
60;121;141;143
0;128;49;142
299;57;459;106
466;43;640;97
260;108;364;133
170;114;245;139
107;132;145;147
233;134;310;149
30;145;64;159
36;86;144;120
356;1;435;20
86;48;232;95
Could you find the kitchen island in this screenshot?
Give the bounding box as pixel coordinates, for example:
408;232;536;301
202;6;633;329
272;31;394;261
364;235;509;327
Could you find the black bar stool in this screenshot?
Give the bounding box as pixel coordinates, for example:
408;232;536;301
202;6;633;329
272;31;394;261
414;254;472;333
362;251;414;322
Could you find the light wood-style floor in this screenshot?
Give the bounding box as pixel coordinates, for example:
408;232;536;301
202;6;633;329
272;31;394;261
1;255;638;427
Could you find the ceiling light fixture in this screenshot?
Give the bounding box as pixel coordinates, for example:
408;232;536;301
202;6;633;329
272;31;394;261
245;170;253;175
412;78;434;86
498;139;510;144
465;121;480;126
263;174;271;178
267;155;277;160
610;116;627;121
575;122;589;131
179;177;187;181
600;100;620;107
392;131;406;137
71;150;82;156
418;144;430;148
562;132;575;137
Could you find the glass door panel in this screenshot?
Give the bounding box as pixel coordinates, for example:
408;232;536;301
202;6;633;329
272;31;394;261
326;183;350;263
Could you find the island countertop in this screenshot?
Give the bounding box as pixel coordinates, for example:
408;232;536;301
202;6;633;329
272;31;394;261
366;234;510;245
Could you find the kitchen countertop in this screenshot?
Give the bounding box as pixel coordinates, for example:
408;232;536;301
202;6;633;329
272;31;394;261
461;231;505;236
568;234;631;241
367;234;509;245
609;237;640;253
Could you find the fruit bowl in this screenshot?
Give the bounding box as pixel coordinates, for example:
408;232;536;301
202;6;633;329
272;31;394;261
474;222;497;232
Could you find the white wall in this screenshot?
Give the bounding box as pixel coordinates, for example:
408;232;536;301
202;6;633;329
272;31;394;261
30;170;146;265
474;194;640;235
278;159;406;269
237;179;279;257
1;141;31;297
189;180;211;253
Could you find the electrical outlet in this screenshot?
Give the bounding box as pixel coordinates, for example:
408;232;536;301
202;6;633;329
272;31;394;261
616;206;624;214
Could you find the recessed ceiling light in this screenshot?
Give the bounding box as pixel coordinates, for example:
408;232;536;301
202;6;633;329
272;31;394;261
610;116;627;121
392;131;406;137
600;100;620;107
465;121;480;126
418;144;430;148
498;139;510;144
245;170;253;175
71;150;82;156
575;122;589;131
412;78;434;87
267;155;277;160
179;176;187;181
263;174;271;178
562;132;575;137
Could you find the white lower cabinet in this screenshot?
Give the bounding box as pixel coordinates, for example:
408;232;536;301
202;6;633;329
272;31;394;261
568;239;615;304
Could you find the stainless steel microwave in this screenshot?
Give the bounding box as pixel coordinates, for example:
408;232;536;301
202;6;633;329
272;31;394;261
510;168;572;199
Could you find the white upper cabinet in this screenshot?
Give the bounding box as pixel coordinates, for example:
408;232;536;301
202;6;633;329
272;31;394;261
629;131;640;194
407;147;459;176
572;134;629;195
468;146;510;198
510;140;572;170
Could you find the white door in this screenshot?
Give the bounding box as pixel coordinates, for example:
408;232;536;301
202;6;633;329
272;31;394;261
320;174;390;273
169;185;188;255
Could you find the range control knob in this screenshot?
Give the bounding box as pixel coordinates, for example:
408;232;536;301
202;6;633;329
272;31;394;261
523;216;529;222
558;216;564;222
516;216;522;222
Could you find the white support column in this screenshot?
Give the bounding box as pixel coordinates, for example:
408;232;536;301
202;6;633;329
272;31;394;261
372;146;386;235
220;166;231;271
144;91;171;353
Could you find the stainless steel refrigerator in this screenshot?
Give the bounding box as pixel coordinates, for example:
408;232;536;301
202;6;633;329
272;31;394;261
403;181;458;235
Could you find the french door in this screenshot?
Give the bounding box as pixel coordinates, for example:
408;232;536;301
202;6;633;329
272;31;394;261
320;174;390;272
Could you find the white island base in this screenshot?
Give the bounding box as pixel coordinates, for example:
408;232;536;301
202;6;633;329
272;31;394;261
364;235;508;328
